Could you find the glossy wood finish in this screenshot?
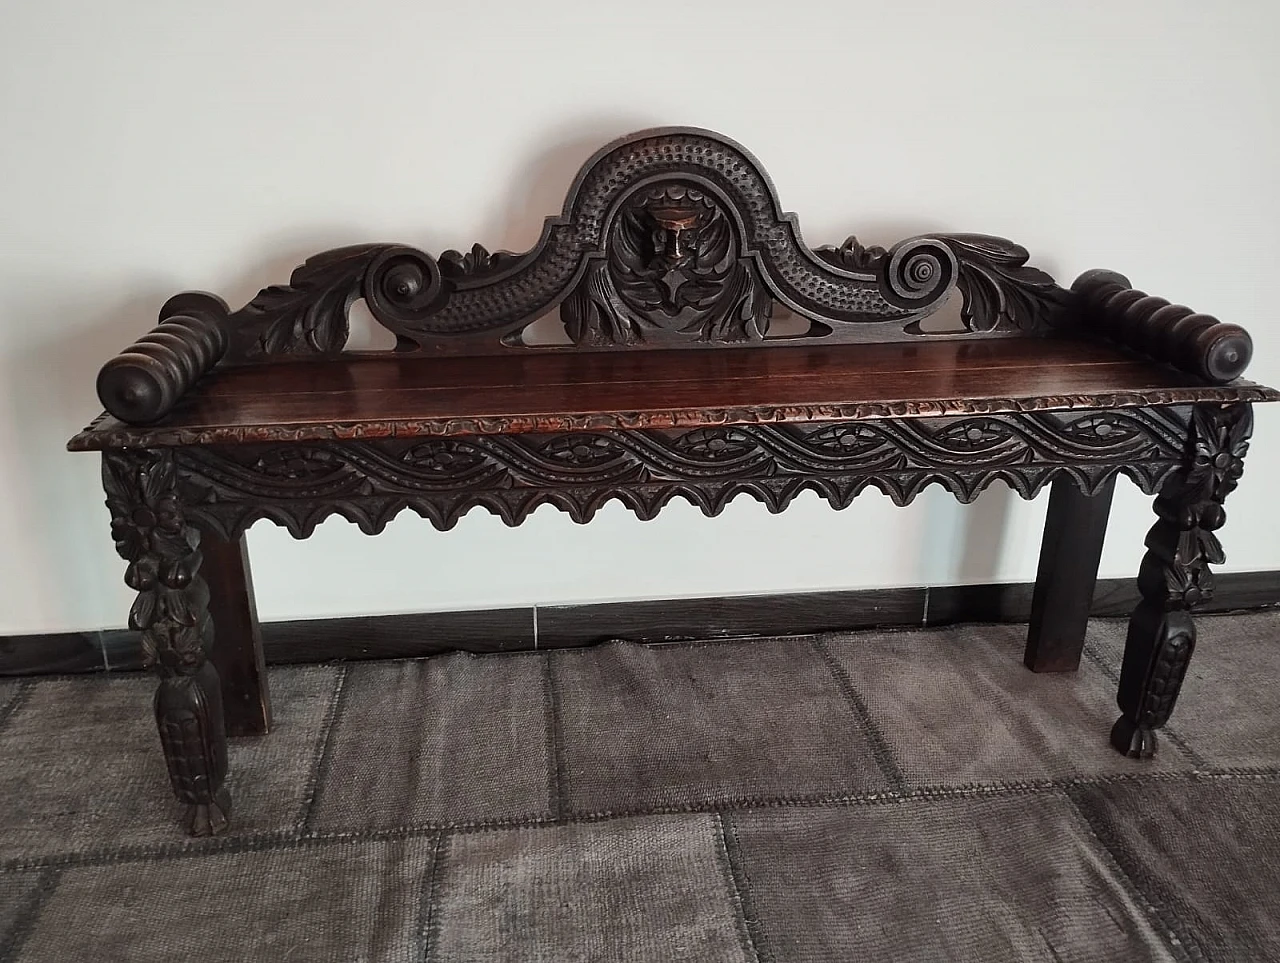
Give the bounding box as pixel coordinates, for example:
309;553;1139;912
1072;270;1252;384
200;529;271;737
69;337;1279;450
1025;475;1117;672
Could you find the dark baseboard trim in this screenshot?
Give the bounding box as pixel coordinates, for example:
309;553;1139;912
4;571;1278;677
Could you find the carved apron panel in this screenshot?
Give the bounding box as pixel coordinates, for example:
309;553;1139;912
173;407;1194;540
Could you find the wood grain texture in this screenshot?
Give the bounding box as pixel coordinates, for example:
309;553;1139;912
68;338;1280;451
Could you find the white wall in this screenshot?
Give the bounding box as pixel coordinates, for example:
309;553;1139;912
2;0;1278;632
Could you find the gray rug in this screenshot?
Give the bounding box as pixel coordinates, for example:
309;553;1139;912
2;612;1279;962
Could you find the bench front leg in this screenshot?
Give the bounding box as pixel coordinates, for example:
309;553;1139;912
1111;403;1252;758
103;449;231;836
1025;474;1116;672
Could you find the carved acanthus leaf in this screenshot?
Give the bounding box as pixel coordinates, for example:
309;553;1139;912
814;236;887;272
235;245;387;359
439;243;520;279
937;234;1065;333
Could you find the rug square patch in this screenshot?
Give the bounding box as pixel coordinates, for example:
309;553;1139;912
0;679;28;722
431;814;752;963
307;653;552;830
0;666;338;860
552;638;893;815
1071;774;1280;959
0;868;53;957
826;623;1190;785
17;835;437;963
730;794;1177;962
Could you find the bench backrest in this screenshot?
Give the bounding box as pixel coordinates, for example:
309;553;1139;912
223;126;1065;362
95;127;1256;426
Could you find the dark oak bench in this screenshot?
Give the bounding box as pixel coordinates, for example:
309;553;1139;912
69;127;1276;836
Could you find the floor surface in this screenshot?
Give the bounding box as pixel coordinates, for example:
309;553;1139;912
2;613;1279;961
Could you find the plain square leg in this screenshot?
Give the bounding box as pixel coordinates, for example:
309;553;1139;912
201;528;272;737
1024;474;1116;672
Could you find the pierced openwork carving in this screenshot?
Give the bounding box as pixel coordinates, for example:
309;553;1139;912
1112;402;1252;757
170;408;1192;541
208;127;1070;364
102;449;230;835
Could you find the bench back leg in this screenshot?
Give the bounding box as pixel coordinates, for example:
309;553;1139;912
1025;474;1116;672
201;529;272;737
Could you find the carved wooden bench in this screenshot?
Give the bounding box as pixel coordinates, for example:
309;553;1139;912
69;127;1276;836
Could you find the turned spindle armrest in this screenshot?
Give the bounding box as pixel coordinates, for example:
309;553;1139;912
1069;269;1252;385
96;292;232;424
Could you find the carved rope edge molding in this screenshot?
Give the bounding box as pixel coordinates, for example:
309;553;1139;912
223;127;1067;360
168;407;1196;539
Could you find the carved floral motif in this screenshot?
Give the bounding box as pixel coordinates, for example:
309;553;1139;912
1112;402;1253;757
102;448;229;834
1147;403;1251;610
439;243;520;279
103;450;208;671
814;236;886;273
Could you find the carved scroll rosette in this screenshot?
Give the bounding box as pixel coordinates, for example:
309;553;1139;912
103;449;230;834
1112;402;1253;756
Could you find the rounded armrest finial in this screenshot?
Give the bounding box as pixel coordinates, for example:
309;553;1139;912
96;293;231;424
1070;271;1251;385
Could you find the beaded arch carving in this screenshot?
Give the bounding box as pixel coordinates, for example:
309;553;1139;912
222;127;1065;361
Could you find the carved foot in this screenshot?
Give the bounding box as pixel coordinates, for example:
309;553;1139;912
1110;716;1158;759
184;787;232;837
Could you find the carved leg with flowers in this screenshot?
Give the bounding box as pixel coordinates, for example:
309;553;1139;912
103;448;231;835
1111;403;1252;757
